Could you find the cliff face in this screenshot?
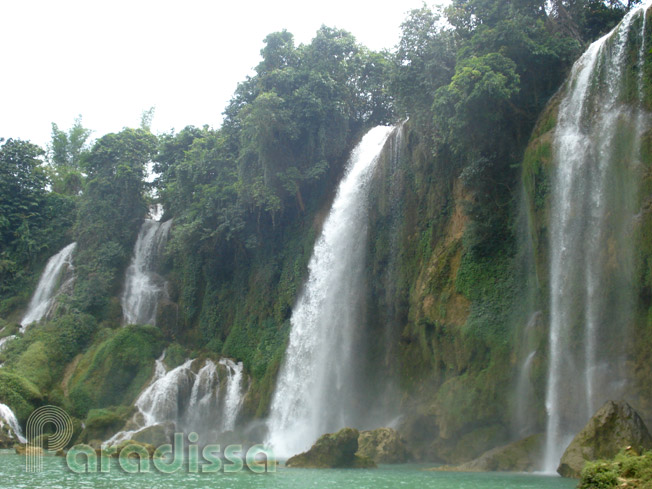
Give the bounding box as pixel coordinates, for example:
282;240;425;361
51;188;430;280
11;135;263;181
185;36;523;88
358;123;529;463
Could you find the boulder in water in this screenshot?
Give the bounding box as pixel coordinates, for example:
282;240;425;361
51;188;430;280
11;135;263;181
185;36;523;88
357;427;411;463
285;428;376;468
14;444;44;456
558;400;652;478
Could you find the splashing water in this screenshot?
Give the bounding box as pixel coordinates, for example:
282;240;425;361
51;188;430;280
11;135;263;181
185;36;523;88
265;126;395;458
20;242;77;331
543;1;652;472
121;219;172;326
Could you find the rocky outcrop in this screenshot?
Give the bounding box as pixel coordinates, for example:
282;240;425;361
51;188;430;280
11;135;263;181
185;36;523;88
558;400;652;478
357;427;411;463
131;422;174;447
430;433;544;472
286;428;376;468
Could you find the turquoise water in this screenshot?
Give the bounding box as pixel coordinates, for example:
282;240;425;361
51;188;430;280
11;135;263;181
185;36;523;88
0;454;577;489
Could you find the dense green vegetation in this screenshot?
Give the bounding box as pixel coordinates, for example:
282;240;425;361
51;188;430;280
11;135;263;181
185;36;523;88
579;450;652;489
0;0;645;462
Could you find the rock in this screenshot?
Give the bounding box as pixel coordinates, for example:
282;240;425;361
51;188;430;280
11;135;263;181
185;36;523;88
430;433;544;472
558;400;652;478
439;425;508;464
103;440;158;458
398;413;442;462
14;444;44;456
131;422;174;447
357;428;411;463
286;428;377;468
0;427;14;449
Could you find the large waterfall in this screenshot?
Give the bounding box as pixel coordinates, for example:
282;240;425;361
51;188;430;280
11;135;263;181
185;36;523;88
121;218;172;326
265;125;395;459
543;2;651;472
106;354;247;447
20;242;77;331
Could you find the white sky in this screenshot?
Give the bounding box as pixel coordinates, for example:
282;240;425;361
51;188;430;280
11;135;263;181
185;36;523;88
0;0;444;149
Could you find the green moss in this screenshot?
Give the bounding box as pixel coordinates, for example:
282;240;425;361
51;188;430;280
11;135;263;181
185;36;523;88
0;371;42;424
79;406;133;443
163;342;187;369
14;341;51;391
67;325;163;417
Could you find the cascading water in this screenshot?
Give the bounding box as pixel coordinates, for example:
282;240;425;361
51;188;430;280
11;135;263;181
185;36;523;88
265;125;395;459
20;242;77;331
105;354;247;446
543;2;651;472
0;403;26;443
121;218;172;326
219;358;245;432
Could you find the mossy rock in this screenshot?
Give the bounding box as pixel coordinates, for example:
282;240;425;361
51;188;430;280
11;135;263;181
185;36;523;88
78;406;133;444
441;424;509;464
103;439;157;458
0;371;42;424
430;433;545;472
67;325;164;417
131;422;174;447
286;428;377;469
558;400;652;478
357;428;411;464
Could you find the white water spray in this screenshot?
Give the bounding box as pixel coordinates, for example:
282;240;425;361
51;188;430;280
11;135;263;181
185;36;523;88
543;2;651;472
121;219;172;326
21;242;77;331
265;126;394;458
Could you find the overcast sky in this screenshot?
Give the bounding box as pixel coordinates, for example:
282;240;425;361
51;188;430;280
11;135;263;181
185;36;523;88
0;0;445;149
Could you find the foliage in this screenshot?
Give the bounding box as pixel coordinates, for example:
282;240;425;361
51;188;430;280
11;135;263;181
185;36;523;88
0;312;97;392
73;128;157;315
579;450;652;489
48;115;92;169
68;325;163;418
0;138;76;305
0;371;42;424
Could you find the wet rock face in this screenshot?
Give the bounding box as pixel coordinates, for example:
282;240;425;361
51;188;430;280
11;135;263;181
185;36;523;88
558;400;652;478
356;428;411;464
285;428;376;469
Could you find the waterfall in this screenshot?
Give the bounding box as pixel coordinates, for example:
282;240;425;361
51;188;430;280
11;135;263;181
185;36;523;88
20;242;77;331
543;2;651;472
265;125;395;459
0;403;26;443
218;358;245;432
0;336;16;352
105;354;247;446
121;219;172;326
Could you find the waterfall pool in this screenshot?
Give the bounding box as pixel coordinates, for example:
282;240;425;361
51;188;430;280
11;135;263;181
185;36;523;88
0;454;576;489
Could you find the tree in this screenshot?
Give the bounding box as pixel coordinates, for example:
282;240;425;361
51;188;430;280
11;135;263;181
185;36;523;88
0;138;76;297
73;128;157;314
48;115;92;169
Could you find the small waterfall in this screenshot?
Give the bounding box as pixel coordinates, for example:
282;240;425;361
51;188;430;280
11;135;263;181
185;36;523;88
265;125;395;458
121;219;172;326
105;354;247;446
543;2;651;472
218;358;245;432
20;242;77;331
0;403;26;443
0;336;16;352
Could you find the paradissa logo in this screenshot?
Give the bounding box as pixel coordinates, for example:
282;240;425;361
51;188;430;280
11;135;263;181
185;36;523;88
66;433;276;474
26;405;74;472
